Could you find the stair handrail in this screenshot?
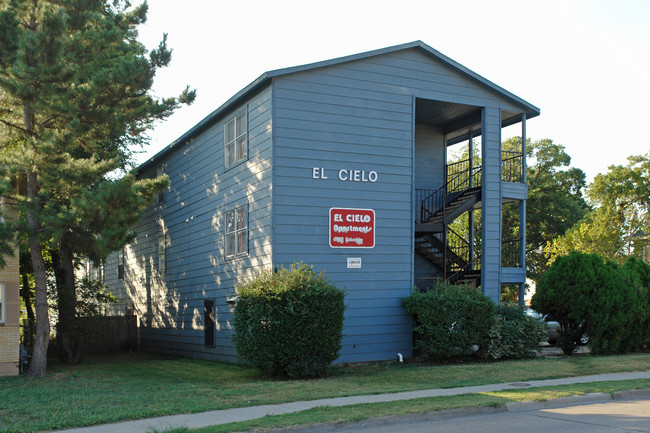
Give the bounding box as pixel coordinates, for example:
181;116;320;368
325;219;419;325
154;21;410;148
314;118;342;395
420;159;482;221
446;226;471;267
448;254;482;285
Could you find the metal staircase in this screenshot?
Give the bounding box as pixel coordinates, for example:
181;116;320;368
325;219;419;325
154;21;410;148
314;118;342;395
415;159;482;288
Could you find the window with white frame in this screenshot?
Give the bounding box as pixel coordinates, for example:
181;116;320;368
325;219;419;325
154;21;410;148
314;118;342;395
224;110;247;168
0;282;4;324
96;259;105;283
118;249;125;280
225;204;248;257
158;233;166;274
157;164;166;204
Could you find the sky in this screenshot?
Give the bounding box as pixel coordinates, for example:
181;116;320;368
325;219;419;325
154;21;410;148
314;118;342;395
136;0;650;183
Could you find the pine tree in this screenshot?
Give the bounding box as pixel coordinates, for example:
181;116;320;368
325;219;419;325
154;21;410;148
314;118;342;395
0;0;195;376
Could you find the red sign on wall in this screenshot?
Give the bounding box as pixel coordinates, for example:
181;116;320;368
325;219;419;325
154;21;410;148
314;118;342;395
329;208;375;248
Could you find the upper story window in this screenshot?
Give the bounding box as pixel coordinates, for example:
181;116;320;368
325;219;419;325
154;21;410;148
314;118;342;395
158;233;166;274
225;204;248;257
97;260;105;283
224;109;247;169
118;249;125;280
157;164;166;204
0;282;4;324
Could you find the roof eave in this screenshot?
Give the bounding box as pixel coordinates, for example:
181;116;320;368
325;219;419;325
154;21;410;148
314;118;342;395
137;72;273;173
138;40;540;172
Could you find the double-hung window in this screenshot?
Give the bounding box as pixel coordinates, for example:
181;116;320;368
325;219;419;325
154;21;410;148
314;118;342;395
224;110;247;168
118;249;125;280
157;165;166;204
97;260;105;283
158;234;166;274
225;205;248;257
0;282;4;324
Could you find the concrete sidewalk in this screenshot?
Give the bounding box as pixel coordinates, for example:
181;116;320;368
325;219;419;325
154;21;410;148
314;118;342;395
57;370;650;433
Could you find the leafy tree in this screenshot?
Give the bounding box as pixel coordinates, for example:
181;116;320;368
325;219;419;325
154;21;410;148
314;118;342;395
544;207;625;263
0;0;194;376
450;137;589;285
545;153;650;264
503;138;589;281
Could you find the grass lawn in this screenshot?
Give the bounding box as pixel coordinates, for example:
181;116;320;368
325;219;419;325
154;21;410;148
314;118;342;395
2;352;650;433
187;379;650;433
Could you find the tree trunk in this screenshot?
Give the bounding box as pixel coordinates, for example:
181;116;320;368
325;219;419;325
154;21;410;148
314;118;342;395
20;272;35;348
53;237;81;364
25;171;50;377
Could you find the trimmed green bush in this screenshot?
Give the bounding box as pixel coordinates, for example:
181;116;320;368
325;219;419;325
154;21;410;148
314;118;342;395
533;252;601;355
485;304;547;360
586;259;646;355
233;263;345;378
625;257;650;350
533;252;649;356
624;257;650;288
403;282;495;361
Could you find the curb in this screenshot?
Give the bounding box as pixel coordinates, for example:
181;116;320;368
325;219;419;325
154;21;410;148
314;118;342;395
505;392;611;412
273;389;650;433
267;406;508;433
506;388;650;412
612;388;650;400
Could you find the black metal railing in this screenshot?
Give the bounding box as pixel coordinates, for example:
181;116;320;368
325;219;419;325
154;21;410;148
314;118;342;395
501;237;522;267
420;159;482;221
502;150;523;183
446;158;483;193
414;276;443;292
447;255;482;285
447;226;471;272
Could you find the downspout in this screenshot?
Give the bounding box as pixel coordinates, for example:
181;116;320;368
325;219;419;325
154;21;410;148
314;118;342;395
443;133;448;281
468;130;474;271
518;113;527;306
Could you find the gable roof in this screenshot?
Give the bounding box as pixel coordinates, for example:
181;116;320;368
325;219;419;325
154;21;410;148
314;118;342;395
139;41;540;172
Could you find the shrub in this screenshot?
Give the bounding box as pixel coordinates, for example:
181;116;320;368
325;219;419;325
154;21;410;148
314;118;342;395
624;257;650;350
233;263;345;378
533;251;648;355
403;282;495;361
484;304;547;360
532;252;602;355
585;260;646;355
624;257;650;288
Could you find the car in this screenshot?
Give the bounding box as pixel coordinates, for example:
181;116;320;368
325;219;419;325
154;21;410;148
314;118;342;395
525;309;589;346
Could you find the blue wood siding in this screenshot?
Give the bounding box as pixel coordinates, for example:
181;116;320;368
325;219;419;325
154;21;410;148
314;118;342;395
271;49;520;363
104;86;273;362
101;46;532;364
481;106;502;302
272;69;414;363
414;124;445;191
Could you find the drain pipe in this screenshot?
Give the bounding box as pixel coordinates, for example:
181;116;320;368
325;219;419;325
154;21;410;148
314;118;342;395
397;353;403;363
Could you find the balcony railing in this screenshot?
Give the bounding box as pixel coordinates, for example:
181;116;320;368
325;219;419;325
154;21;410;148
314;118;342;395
502;150;523;183
446;158;482;193
501;237;522;267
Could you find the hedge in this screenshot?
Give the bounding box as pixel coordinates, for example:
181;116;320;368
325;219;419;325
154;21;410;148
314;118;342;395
233;263;345;378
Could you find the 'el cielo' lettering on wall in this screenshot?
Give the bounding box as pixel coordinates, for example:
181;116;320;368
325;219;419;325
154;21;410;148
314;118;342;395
312;167;378;183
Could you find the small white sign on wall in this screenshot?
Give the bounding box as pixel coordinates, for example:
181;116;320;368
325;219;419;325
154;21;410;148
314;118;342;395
347;257;362;269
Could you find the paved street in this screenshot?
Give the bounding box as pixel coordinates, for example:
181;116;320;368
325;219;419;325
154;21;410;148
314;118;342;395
303;397;650;433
